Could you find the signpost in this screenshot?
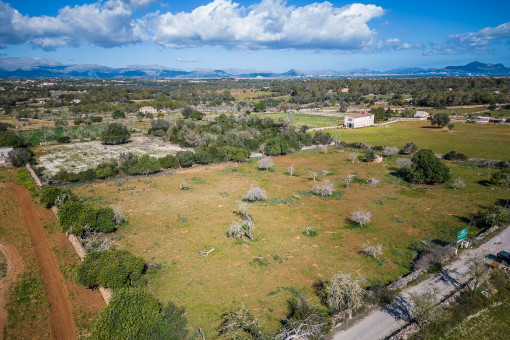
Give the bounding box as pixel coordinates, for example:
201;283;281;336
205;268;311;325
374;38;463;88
456;227;468;252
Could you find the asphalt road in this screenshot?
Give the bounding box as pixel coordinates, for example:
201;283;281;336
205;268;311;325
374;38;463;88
330;226;510;340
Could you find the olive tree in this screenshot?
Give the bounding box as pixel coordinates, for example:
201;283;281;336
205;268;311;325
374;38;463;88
409;289;440;325
313;180;334;197
382;146;399;157
350;209;372;226
362;241;383;258
243;186;267;201
257;156;274;171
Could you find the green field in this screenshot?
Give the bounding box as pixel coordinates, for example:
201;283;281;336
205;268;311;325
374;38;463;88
232;91;274;100
19;125;103;146
323;121;510;160
72;148;507;337
254;112;344;128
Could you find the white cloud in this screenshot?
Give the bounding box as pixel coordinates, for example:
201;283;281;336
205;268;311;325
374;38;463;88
0;0;143;50
147;0;385;50
425;21;510;55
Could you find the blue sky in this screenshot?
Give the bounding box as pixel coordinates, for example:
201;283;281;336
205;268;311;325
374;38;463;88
1;0;509;71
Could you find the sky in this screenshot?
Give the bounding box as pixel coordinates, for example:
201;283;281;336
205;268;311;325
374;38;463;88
1;0;509;72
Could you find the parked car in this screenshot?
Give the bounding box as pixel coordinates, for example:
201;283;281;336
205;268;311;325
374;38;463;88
496;251;510;264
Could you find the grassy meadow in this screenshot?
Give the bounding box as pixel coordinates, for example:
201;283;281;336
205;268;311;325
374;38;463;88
72;148;509;336
254;112;344;128
323;121;510;160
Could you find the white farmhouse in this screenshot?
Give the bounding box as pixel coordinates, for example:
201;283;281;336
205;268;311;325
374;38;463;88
345;112;374;128
139;106;157;114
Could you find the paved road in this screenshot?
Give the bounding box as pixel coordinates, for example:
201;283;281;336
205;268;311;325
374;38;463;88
1;183;77;340
330;226;510;340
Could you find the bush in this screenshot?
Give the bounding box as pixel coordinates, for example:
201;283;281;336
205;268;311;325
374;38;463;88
0;132;24;148
7;148;32;167
264;138;289;156
90;116;103;123
40;186;76;208
95;162;119;179
77;250;146;289
364;149;376;162
430;113;450;127
128;155;162;175
159;155;179;168
257;156;274;170
472;204;510;229
313;131;332;145
489;169;510;186
409;149;450;184
443;150;468;161
56;135;71;143
100;123;131;145
176;151;194;167
382;146;399;157
189;110;205;120
58;200;116;235
91;289;188;340
112;109;125;119
224;146;250;162
58;200;85;232
216;113;228;122
193;148;213;164
401;142;418;155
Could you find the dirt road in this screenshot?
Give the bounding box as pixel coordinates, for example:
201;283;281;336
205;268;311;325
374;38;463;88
0;183;77;340
0;242;23;339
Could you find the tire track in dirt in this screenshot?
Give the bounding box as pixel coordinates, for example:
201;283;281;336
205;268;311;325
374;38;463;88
0;183;77;340
0;242;23;340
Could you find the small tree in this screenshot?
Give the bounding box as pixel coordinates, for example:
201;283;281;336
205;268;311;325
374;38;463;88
257;156;274;171
382;146;399;157
327;272;367;312
313;180;334;197
409;149;450;184
364;149;376;162
430;113;450;128
367;178;380;186
349;153;358;163
451;178;466;189
243;186;267;201
362;241;383;258
447;123;455;131
112;109;125;119
401;142;418;155
397;157;413;169
287;164;294;176
100;123;131;145
345;174;355;188
7;148;32;167
219;305;266;339
409;289;439;325
350;209;372;226
309;170;319;181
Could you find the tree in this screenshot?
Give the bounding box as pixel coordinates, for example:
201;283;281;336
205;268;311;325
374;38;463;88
253;102;266;112
364;149;376;162
349;153;358;163
345;174;355;188
367;177;380;186
128;155;162;175
91;289;188;340
409;149;450;184
430;113;450;128
176;151;194;167
447;123;455;131
350;209;371;226
77;250;146;289
112;109;125;119
219;305;267;339
401;142;418;155
327;272;367;312
100;123;131;144
40;186;76;208
489;169;510;186
189;110;205;120
313;180;334;197
382;146;399;157
0;132;24;147
182;106;193;119
362;241;383;258
7;148;32;167
243;186;267;201
409;289;439;325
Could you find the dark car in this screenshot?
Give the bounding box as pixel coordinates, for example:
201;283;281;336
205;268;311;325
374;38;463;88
497;251;510;263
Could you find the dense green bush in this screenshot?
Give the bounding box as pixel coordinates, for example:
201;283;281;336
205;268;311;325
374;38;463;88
430;113;450;127
58;200;85;232
91;289;188;340
39;186;76;208
489;169;510;186
176;151;194;167
472;204;510;229
409;149;450;184
193;147;213;164
112;109;126;119
159;155;179;168
58;201;116;235
364;149;376;162
90;116;103;123
313;131;333;145
7;148;32;167
128;155;162;175
443;150;468;161
264;138;288;156
401;142;418;155
77;250;146;289
56;136;71;143
100;123;131;145
0;132;24;148
95;161;119;179
224;146;250;162
189;110;205;120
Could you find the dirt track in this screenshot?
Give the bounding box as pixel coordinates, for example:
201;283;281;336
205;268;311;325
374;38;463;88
0;183;77;340
0;242;23;339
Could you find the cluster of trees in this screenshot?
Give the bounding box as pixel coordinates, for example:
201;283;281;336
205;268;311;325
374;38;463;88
0;127;33;167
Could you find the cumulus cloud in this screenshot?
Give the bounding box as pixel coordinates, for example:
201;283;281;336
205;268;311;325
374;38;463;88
0;0;143;50
425;21;510;55
147;0;385;50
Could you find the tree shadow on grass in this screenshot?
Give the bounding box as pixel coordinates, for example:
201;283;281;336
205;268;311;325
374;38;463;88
312;280;329;308
477;180;492;187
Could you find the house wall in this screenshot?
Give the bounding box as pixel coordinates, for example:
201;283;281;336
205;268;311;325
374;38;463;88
346;115;374;128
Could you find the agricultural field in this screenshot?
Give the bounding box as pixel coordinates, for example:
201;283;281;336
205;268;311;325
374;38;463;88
231;91;274;100
323;122;510;160
254;112;344;128
19;125;103;146
72;148;508;336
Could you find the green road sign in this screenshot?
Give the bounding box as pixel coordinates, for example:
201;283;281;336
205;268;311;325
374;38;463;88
456;227;468;242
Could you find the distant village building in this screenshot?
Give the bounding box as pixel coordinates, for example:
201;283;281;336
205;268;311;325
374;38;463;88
414;111;429;120
0;147;13;166
139;106;157;114
345;112;374;128
71;99;81;104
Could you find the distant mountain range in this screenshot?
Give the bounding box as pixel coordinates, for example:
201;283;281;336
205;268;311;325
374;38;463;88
0;59;508;79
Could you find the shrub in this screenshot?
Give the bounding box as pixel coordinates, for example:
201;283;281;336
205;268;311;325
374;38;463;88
430;113;450;127
0;132;24;147
224;146;250;162
451;178;466;189
313;180;334;197
443;150;468;161
95;162;119;179
216;113;228;122
189;110;205;120
489;169;510;186
401;142;418;155
409;150;450;184
397;157;413;169
112;109;125;119
350;209;372;226
7;148;32;167
77;250;146;289
58;200;86;232
257;156;274;170
90;116;103;123
313;131;332;145
471;204;510;230
176;151;194;167
40;186;76;208
91;289;188;340
382;146;399;157
364;149;376;162
159;155;179;168
193;148;213;165
58;200;116;235
243;186;267;201
100;123;131;145
56;135;71;143
128;155;162;175
264;138;288;156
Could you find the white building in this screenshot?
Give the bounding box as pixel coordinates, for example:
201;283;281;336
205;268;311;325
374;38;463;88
139;106;157;114
0;147;13;166
345;112;374;128
414;111;429;120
